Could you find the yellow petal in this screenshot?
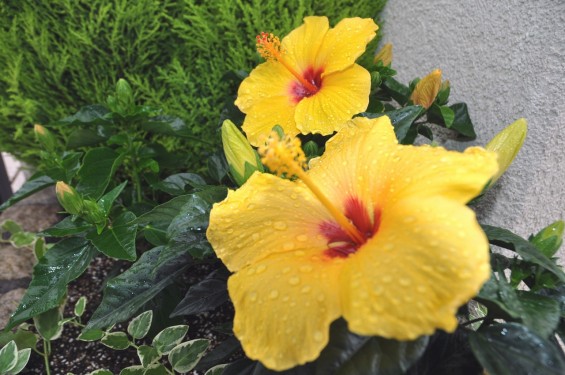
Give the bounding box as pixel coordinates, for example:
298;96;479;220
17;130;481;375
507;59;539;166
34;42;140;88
207;172;332;272
410;69;442;109
340;197;490;339
229;252;342;370
294;65;371;135
281;16;330;73
316;17;378;75
236;62;298;146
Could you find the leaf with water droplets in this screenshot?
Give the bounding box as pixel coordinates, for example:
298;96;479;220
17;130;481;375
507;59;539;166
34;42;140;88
470;323;565;375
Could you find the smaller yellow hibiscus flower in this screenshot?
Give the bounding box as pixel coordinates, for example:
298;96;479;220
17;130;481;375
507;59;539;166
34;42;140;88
207;116;498;370
235;16;378;146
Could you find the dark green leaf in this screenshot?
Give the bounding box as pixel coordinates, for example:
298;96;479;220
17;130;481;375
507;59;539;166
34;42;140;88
361;106;423;143
428;104;454;128
382;77;411;105
50;105;111;127
85;246;192;331
168;339;210;372
98;181;127;215
196;337;241;372
66;128;108;149
33;306;63;341
469;323;565;375
6;238;96;329
119;365;145;375
134;195;196;225
207;152;229;184
88;211;137;261
128;311;153;340
61;151;84;181
137;345;159;367
143;363;169;375
101;332;130;350
449;103;476;139
78;329;105;342
40;217;92;237
76;147;123;200
152;325;189;355
142;116;192;138
516;290;561;338
0;328;37;350
155;173;207;196
205;364;228;375
483;225;565;282
171;268;229;317
0;174;55;212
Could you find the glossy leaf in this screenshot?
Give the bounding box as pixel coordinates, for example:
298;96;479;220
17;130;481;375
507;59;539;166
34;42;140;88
382;77;411;105
41;217;92;237
34;306;64;341
50;104;111;127
119;365;145;375
6;238;96;329
74;296;87;317
362;106;423;143
78;329;105;342
152;325;189;355
98;182;127;215
205;364;228;375
0;174;55;212
483;225;565;282
449;103;476;139
207;152;229;184
101;332;130;350
88;211;137;261
168;339;210;372
530;220;564;258
10;348;31;374
469;323;565;375
515;290;561;338
0;341;17;373
85;246;191;331
134;195;196;225
76;147;123;200
196;337;240;372
141;115;192;138
128;311;153;340
155;173;206;195
137;345;159;368
171;268;229;317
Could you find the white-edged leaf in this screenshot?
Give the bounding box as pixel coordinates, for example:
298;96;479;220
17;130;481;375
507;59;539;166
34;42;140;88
152;325;188;355
101;332;130;350
74;297;87;317
168;339;210;372
137;345;159;368
127;311;153;340
0;341;18;373
88;370;113;375
205;364;227;375
78;329;104;342
118;366;144;375
9;348;31;374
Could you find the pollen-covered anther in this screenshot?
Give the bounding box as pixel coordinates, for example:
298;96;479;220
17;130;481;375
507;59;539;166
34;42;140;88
256;32;284;62
258;131;306;177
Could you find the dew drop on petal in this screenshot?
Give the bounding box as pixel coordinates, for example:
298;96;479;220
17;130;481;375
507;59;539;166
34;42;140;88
403;216;416;223
313;331;324;342
296;234;308;242
269;290;279;299
249;292;258;302
252;233;260;241
399;278;411;286
299;265;313;273
274;221;288;230
282;266;291;274
382;275;392;283
283;242;295;251
301;285;312;294
289;276;300;285
256;264;267;273
317;294;326;302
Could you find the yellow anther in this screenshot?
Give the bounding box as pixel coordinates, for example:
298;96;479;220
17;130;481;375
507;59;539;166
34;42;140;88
258;132;365;244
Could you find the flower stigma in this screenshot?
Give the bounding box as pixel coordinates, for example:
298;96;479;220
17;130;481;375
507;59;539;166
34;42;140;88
256;32;320;96
258;131;365;245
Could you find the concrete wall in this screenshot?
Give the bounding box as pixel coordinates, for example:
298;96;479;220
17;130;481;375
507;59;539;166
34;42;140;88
380;0;565;256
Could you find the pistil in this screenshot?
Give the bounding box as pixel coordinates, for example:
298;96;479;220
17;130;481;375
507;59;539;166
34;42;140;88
256;32;320;94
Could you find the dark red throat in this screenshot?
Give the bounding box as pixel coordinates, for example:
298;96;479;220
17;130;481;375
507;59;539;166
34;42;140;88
290;66;323;103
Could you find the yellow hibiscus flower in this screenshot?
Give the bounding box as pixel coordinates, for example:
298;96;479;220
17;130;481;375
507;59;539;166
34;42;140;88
235;16;378;146
207;116;498;370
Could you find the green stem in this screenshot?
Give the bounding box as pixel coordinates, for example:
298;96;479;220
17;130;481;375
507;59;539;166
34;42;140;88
43;339;51;375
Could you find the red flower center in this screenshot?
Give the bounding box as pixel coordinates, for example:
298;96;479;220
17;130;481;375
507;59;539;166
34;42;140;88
320;196;381;258
290;66;323;103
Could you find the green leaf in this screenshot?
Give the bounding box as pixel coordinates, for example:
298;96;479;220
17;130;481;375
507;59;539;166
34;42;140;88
88;211;137;261
483;225;565;282
362;106;423;143
101;332;130;350
428;104;454;128
469;323;565;375
171;268;229;317
0;329;37;350
119;366;145;375
155;173;207;196
515;290;561;338
134;195;195;225
316;319;428;375
85;246;191;331
168;339;210;372
207;152;229;184
196;337;240;372
0;341;17;373
6;238;96;330
34;238;46;260
449;103;476;139
137;345;159;368
76;147;123;200
9;232;36;248
50;105;111;127
98;182;127;215
0;174;55;212
66;128;108;149
41;217;92;237
530;220;564;258
205;364;228;375
78;329;105;342
382;77;411;105
34;306;64;341
88;370;113;375
142;363;168;375
10;348;31;374
141;115;193;138
1;220;22;234
74;296;87;317
152;325;189;355
128;311;153;340
60;151;85;181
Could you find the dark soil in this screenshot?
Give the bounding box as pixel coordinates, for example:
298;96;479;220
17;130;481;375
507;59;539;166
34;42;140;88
23;255;236;374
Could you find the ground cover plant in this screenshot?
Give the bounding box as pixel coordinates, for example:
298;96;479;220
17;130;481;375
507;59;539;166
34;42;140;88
1;12;565;375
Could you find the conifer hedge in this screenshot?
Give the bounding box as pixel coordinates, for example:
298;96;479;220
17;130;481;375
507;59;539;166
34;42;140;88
0;0;386;168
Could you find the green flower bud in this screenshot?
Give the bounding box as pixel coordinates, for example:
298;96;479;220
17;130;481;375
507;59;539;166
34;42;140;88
82;200;107;225
56;181;84;215
34;124;57;151
221;120;263;186
530;220;564;258
485;118;528;185
108;78;134;114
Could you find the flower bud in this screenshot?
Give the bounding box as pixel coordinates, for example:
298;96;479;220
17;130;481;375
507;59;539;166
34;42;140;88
82;200;106;225
56;181;84;215
221;120;263;186
485;118;528;185
410;69;442;109
34;124;57;151
374;43;393;66
530;220;564;258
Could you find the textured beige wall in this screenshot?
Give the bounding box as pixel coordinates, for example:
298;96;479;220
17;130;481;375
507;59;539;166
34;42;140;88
380;0;565;255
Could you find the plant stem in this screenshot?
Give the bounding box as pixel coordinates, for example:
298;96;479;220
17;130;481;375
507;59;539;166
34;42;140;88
43;339;51;375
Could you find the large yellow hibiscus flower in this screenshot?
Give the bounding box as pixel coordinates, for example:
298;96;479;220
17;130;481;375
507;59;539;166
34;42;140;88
207;116;498;370
235;16;378;145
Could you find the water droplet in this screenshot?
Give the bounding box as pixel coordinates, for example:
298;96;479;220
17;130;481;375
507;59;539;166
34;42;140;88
289;276;300;285
290;193;298;199
301;285;312;293
294;250;305;256
256;264;267;273
227;228;234;234
296;234;308;242
317;294;326;302
313;331;324;342
399;278;411;286
299;265;313;273
382;275;392;283
252;233;260;241
269;290;279;299
282;267;291;274
274;221;288;230
249;292;258;302
403;216;416;223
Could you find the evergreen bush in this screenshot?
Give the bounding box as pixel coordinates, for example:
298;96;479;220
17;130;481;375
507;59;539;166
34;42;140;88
0;0;386;168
